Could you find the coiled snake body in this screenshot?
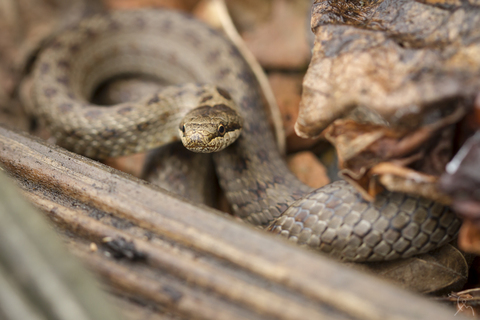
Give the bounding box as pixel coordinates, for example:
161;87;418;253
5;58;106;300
32;9;460;262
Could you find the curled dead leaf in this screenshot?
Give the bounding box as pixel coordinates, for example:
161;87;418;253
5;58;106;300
323;106;465;202
340;162;452;204
348;244;470;295
296;0;480;138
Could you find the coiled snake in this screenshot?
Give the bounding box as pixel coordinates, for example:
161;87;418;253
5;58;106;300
31;9;460;262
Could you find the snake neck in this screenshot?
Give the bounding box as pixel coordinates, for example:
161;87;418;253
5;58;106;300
31;9;313;224
211;66;314;226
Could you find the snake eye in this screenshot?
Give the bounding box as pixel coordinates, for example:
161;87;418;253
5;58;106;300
181;125;186;134
218;124;225;136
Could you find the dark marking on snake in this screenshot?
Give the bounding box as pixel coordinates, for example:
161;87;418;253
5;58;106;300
196;105;212;115
50;40;63;50
57;60;71;69
135;17;146;29
184;30;201;47
200;95;213;103
212;104;231;110
240;95;257;112
216;68;230;80
161;285;183;304
65;23;77;32
207;26;220;36
108;19;121;31
238;69;254;84
85;110;102;120
207;49;220;63
161;19;172;31
101;128;119;138
182;13;196;21
254;181;268;199
294;209;309;222
118;106;133;115
273;176;285;185
44;88;57;98
137;122;150;131
69;44;81;53
235;155;249;173
176;88;188;97
66;129;78;137
326;196;343;208
160;110;170;121
247;122;262;134
257;149;269;163
57;76;69;85
40;63;50;74
59;103;73;113
228;45;242;59
148;95;160;105
85;28;97;38
216;87;232;100
276;203;289;215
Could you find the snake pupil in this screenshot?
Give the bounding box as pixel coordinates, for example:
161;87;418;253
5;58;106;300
218;124;225;135
181;125;186;134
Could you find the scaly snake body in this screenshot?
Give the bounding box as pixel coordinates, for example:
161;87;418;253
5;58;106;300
32;9;460;262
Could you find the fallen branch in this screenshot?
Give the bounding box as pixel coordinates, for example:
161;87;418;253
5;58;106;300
0;125;466;320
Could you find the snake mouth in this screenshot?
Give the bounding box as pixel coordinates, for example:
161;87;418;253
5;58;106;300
182;133;208;152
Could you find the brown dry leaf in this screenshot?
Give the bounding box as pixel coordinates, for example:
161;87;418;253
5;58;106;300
296;0;480;139
457;220;480;255
322;105;466;201
268;72;303;137
340;162;451;204
103;152;148;178
267;72;323;152
226;0;312;69
287;151;330;189
348;244;469;295
369;163;451;204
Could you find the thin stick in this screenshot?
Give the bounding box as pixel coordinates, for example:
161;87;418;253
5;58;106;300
210;0;286;155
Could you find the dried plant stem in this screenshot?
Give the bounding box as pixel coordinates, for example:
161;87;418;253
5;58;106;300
210;0;286;155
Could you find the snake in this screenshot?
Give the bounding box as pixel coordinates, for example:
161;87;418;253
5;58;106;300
30;9;460;262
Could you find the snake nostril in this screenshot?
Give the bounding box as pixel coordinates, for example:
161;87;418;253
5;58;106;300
189;134;203;145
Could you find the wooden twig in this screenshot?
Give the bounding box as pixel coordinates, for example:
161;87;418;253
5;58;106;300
0;125;467;320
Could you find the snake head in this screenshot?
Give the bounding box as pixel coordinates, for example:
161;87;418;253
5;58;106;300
179;101;243;153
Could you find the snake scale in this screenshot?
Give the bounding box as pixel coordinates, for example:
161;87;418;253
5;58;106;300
31;9;460;262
